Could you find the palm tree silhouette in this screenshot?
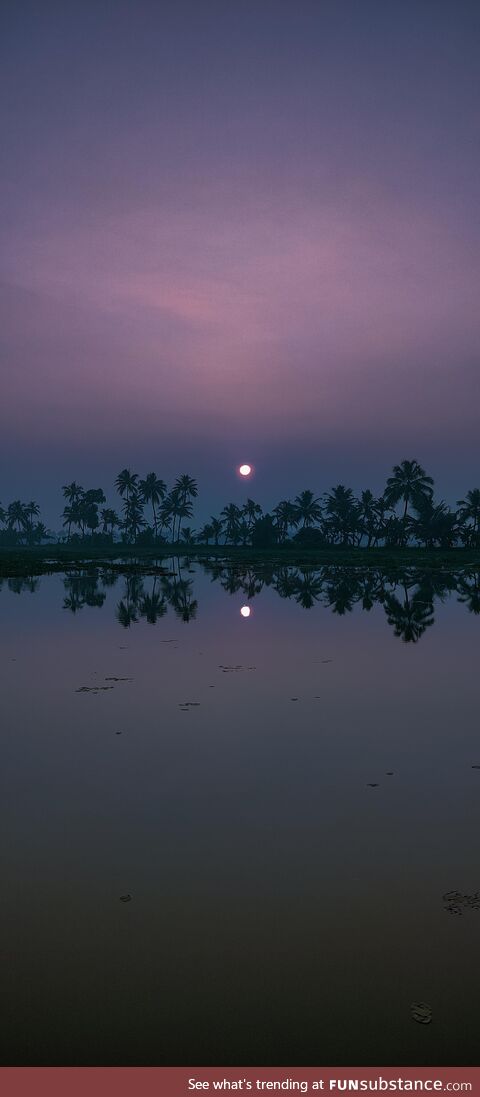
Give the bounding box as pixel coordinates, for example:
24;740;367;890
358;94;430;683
221;503;242;544
121;490;145;543
242;498;263;534
62;481;83;505
198;522;214;544
457;489;480;547
101;508;119;536
324;485;361;546
115;469;138;503
209;517;223;546
384;460;434;524
273;500;299;543
294;490;322;528
7;501;28;537
139;473;166;535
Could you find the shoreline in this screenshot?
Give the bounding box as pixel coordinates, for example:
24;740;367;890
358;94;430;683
1;543;480;577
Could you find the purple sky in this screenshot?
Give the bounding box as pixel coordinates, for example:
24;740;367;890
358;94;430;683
1;1;479;524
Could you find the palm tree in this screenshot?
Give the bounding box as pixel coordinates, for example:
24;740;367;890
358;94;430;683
457;489;480;547
198;522;214;544
384;460;434;523
121;490;145;543
210;517;223;546
294;489;322;528
180;526;196;545
273;500;299;543
115;468;138;503
62;481;84;505
173;475;197;539
139;473;166;535
221;503;242;544
242;498;263;533
101;508;119;536
62;504;75;541
24;501;40;533
323;485;361;546
158;494;176;541
358;490;378;548
171;497;193;543
413;498;458;549
7;501;28;536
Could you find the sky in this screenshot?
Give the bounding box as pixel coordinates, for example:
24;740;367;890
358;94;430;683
1;0;479;526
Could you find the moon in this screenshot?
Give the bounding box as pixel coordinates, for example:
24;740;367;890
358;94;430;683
240;605;251;617
239;464;252;477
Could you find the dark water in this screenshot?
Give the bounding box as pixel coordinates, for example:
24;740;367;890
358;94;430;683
1;561;479;1066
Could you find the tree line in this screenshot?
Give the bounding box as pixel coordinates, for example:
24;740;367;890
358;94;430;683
1;460;479;549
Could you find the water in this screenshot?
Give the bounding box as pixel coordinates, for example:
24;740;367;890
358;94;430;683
1;561;479;1065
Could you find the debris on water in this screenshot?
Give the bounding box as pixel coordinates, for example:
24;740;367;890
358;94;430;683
104;677;133;682
411;1002;432;1025
160;639;178;643
443;890;480;914
321;659;332;663
119;894;132;903
218;664;255;673
76;685;114;693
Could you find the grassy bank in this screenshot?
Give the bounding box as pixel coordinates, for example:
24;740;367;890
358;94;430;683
1;543;480;577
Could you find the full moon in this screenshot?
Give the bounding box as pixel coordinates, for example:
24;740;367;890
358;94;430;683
239;464;252;476
240;605;251;617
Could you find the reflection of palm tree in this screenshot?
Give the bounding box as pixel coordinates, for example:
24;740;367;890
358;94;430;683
63;572;106;612
115;574;144;626
456;570;480;614
274;568;299;600
116;600;139;628
384;586;434;643
139;592;168;623
171;578;198;622
322;572;360;614
293;570;323;609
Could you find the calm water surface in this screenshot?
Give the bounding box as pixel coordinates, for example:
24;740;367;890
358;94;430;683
1;561;479;1065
